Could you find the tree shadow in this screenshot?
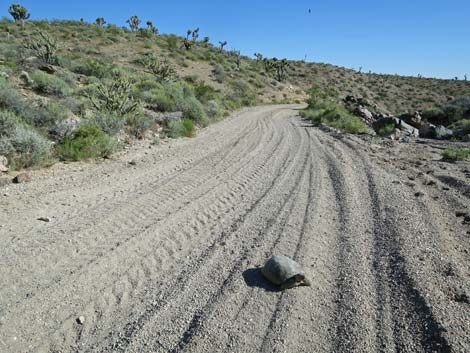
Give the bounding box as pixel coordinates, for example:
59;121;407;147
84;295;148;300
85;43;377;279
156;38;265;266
242;268;281;293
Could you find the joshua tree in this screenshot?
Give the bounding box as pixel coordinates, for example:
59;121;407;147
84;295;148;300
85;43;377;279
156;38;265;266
191;27;200;42
465;74;467;81
358;66;363;73
146;21;158;35
231;50;241;70
8;4;30;29
254;53;263;62
201;36;210;46
219;41;227;52
181;28;199;50
95;17;106;26
127;16;141;32
263;57;289;81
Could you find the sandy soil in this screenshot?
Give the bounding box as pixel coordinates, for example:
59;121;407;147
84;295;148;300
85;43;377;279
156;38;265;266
0;105;468;353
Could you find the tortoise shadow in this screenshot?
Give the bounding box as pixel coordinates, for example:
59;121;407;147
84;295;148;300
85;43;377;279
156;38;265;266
242;268;282;293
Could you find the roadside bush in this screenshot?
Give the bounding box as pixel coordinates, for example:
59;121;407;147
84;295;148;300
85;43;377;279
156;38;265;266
0;111;52;168
205;100;223;120
227;80;256;107
126;114;152;138
441;147;470;162
92;112;125;135
30;70;71;97
450;119;470;137
212;64;226;83
301;104;371;135
166;118;195;138
57;125;114;161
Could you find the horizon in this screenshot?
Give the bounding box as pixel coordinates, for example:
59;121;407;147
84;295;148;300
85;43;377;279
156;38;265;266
3;0;469;80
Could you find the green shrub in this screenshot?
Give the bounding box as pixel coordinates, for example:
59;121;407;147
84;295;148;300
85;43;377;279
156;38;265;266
0;111;52;168
213;64;226;83
30;70;71;97
166;118;195;138
181;118;195;137
450;119;470;137
166;35;178;51
441;147;470;162
58;125;114;161
376;122;395;136
126;114;152;138
301;104;371;135
227;80;256;107
71;58;114;78
92;112;125;135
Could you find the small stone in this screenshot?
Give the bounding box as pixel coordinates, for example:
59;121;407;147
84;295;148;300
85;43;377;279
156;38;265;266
464;214;470;223
37;217;51;222
415;192;424;197
77;316;85;325
455;210;467;218
12;173;32;184
128;160;137;166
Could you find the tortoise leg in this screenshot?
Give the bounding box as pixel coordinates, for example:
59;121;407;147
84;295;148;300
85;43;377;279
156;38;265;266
280;277;299;290
301;277;311;287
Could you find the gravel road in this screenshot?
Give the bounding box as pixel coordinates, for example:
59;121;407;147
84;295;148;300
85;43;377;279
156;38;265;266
0;105;468;352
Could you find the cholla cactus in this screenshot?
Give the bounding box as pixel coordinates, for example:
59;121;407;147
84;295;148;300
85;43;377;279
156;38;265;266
146;21;158;35
24;31;59;65
87;74;139;115
140;53;176;82
95;17;106;27
127;16;141;32
8;4;30;29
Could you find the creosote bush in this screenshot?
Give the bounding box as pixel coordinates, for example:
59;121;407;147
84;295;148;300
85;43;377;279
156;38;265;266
58;125;114;161
441;147;470;162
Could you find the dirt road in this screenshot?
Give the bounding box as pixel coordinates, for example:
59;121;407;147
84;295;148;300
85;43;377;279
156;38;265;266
0;105;468;352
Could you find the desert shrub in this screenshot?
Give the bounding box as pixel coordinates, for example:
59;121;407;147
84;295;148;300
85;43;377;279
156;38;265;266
227;80;256;107
450;119;470;137
125;114;152;138
166;35;178;51
180;96;208;125
0;111;52;168
376;122;395;136
28;100;70;128
213;64;226;83
194;81;218;103
91;112;125;135
441;147;470;162
58;125;114;161
71;58;114;78
0;79;25;112
181;118;195;137
301;104;371;135
205;100;223;119
166;118;194;138
30;70;71;97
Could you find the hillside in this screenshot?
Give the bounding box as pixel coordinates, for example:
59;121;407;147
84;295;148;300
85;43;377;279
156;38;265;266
1;18;470;171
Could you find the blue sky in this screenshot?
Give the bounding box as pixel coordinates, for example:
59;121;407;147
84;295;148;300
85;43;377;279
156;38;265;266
4;1;469;79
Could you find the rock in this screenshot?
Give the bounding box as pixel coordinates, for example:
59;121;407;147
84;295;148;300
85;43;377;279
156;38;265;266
0;155;8;167
398;111;422;128
19;71;34;86
355;106;375;125
143;108;183;124
0;177;11;187
414;191;424;197
373;117;419;137
435;125;453;140
39;64;57;74
464;214;470;223
77;316;85;325
455;210;467;217
49;118;79;141
128;160;137;166
0;71;9;79
37;217;51;222
0;165;7;173
12;173;32;184
419;123;453;140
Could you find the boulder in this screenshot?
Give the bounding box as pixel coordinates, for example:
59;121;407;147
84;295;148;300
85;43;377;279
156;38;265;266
0;156;8;173
373;117;419;137
399;111;422;128
355;106;375;125
435;125;453;140
143;108;183;124
39;64;58;74
49;118;79;141
20;71;34;86
419;123;453;140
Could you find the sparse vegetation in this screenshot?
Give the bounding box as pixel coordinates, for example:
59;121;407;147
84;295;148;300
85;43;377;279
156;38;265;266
441;147;470;162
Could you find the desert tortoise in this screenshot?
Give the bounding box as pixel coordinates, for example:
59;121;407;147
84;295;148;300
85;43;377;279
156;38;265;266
261;255;311;289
